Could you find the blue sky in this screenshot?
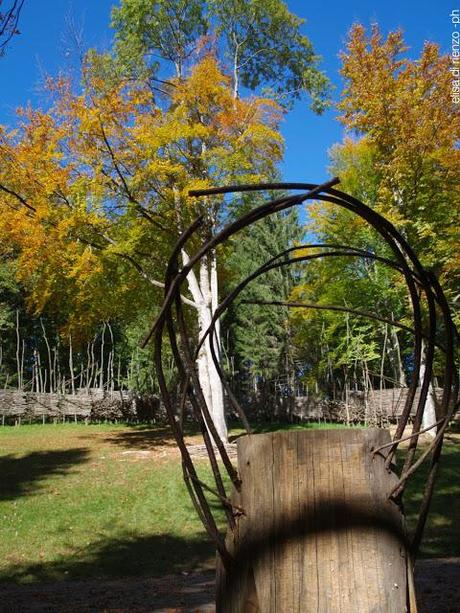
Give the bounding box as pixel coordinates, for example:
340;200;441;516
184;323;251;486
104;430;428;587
0;0;454;182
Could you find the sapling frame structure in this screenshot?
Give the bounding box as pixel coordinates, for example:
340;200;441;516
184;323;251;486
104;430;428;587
144;179;458;611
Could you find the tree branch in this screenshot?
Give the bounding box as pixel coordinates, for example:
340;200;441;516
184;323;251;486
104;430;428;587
0;182;37;213
115;251;198;308
0;180;194;306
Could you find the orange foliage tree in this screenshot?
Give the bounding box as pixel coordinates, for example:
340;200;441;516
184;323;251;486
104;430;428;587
290;25;459;423
336;24;459;281
0;53;284;439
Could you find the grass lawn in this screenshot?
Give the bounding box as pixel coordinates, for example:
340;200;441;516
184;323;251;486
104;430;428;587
0;422;458;584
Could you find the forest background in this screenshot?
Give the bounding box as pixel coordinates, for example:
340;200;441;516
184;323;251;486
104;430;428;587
0;0;458;441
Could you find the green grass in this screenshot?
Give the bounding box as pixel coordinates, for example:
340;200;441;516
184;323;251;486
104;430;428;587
0;422;458;584
0;423;219;583
403;443;460;558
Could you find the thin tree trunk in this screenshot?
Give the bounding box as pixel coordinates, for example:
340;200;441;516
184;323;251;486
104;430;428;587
90;337;96;390
40;318;52;393
37;349;44;393
86;341;91;392
20;339;25;392
117;355;121;390
53;342;59;393
420;339;437;437
391;323;406;387
100;322;106;391
232;35;240;100
380;324;388;417
107;322;114;394
69;334;75;395
135;346;140;390
343;367;350;426
15;310;21;390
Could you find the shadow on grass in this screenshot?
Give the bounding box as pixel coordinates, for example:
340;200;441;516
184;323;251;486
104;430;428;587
101;423;203;450
0;448;90;501
101;420;354;448
403;444;460;557
0;532;214;584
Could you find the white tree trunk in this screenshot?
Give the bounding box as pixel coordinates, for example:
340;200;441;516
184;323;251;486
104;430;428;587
390;326;406;387
182;250;228;443
420;340;437;438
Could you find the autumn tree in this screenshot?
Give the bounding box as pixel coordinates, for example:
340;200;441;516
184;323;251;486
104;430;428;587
107;0;330;437
337;24;459;285
294;24;459;427
0;53;284;440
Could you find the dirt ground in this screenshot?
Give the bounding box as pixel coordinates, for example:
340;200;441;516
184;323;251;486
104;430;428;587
0;558;458;612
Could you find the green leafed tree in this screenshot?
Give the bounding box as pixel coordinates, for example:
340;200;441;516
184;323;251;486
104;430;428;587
111;0;330;109
111;0;208;79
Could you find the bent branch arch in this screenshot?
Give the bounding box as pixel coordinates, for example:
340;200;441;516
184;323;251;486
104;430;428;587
147;178;458;573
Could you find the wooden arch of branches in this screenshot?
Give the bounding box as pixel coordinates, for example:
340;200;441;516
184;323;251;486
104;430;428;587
143;178;459;568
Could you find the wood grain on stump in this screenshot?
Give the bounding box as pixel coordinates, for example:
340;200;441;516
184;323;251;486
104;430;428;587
216;429;413;612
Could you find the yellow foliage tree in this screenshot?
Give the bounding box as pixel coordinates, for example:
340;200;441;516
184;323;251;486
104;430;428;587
0;53;284;439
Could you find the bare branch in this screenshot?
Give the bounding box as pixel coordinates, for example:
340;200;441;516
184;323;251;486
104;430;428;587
0;0;25;55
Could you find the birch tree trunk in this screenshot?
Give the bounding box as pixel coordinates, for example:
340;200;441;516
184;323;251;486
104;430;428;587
172;182;227;440
420;340;437;438
182;250;228;443
390;324;406;387
206;251;226;440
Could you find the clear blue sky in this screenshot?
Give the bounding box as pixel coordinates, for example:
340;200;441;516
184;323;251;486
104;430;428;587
0;0;454;182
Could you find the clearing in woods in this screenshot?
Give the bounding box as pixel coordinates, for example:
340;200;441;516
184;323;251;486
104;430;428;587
0;423;459;610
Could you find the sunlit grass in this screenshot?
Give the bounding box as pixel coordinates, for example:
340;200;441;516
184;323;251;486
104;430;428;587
0;422;458;584
0;424;218;583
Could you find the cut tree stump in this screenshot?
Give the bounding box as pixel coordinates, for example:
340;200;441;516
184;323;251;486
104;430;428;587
216;428;414;612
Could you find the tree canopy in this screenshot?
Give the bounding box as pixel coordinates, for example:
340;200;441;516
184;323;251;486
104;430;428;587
0;12;456;429
111;0;330;109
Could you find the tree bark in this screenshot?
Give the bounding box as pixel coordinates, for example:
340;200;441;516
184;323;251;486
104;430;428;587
420;340;437;438
217;429;413;612
390;324;406;387
181;249;228;442
15;310;21;390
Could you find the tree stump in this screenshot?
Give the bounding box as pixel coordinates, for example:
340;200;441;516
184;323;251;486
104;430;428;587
216;429;414;612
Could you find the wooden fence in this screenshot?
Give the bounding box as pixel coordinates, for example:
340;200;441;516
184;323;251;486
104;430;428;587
0;389;162;424
292;387;451;424
1;387;455;426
